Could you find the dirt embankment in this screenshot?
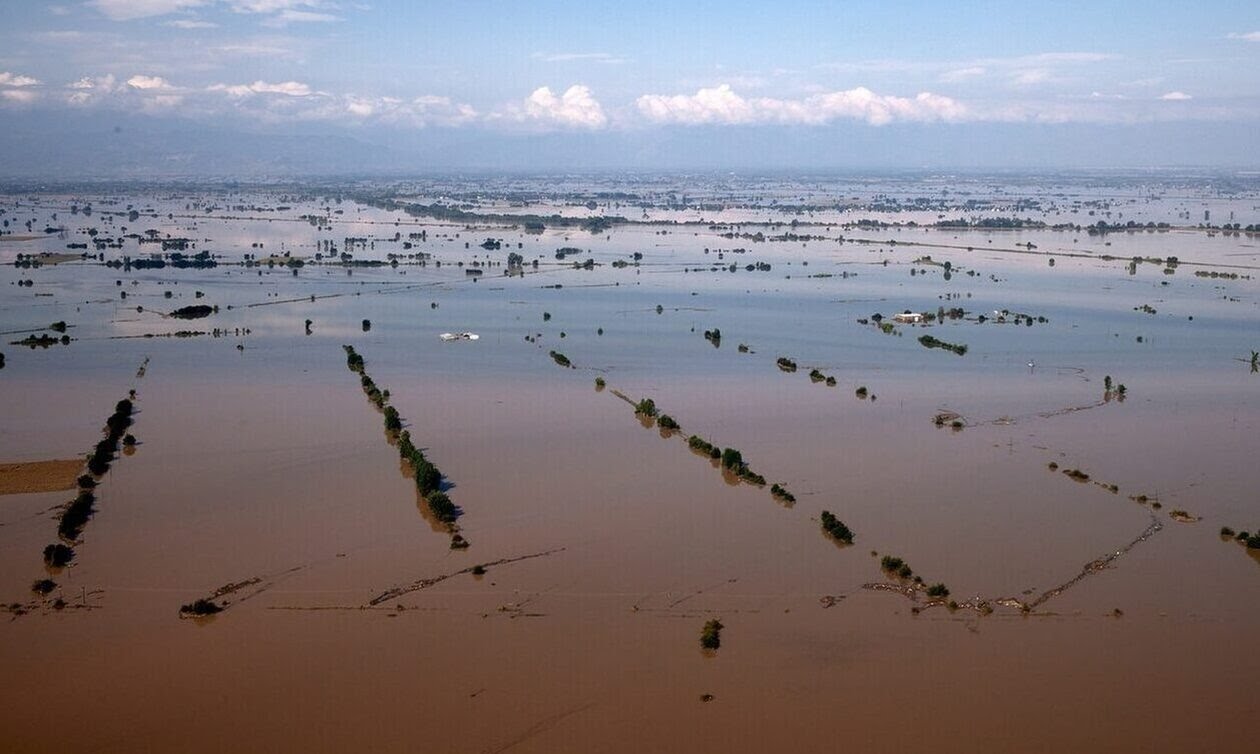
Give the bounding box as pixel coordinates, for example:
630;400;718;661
0;459;83;496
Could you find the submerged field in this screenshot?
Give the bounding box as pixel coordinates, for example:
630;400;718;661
1;173;1258;753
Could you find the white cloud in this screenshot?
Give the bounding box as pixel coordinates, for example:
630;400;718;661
514;85;607;129
635;84;966;126
70;74;118;91
209;79;313;96
229;0;321;11
940;66;985;83
91;0;208;20
533;52;628;65
1226;31;1260;41
1159;91;1192;101
1011;69;1052;86
127;74;174;90
1;90;40;104
166;18;219;28
263;9;340;25
0;72;41;87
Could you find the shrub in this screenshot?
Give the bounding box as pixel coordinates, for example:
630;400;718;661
31;579;57;596
634;398;658;417
549;350;572;368
770;483;796;503
180;598;223;616
776;357;797;372
594;376;606;388
58;490;95;540
918;334;968;355
657;414;680;430
383;406;402;433
820;511;854;543
926;583;950;598
426;491;458;522
700;619;723;650
1220;526;1235;537
720;447;743;471
43;543;74;567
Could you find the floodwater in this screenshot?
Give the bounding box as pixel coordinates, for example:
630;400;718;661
1;174;1258;753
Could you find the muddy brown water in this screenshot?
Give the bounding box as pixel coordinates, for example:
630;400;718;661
1;185;1258;753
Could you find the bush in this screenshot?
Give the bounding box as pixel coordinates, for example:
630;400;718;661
700;619;723;650
1220;526;1236;537
58;490;95;540
31;579;57;596
657;414;680;430
770;483;796;503
43;543;74;567
926;583;950;598
594;376;605;388
383;406;402;433
820;511;854;543
918;334;968;355
549;350;572;368
426;491;458;522
721;447;743;471
635;398;658;417
180;598;223;616
776;357;797;372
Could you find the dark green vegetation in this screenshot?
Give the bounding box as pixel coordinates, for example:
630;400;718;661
776;357;798;372
1221;526;1260;549
31;579;57;596
687;435;722;459
55;395;138;555
770;483;796;504
594;376;606;389
12;334;69;348
926;583;951;598
43;543;74;567
1063;468;1091;482
918;335;968;356
169;305;215;319
819;511;854;544
657;414;680;431
880;556;915;580
344;345;463;538
700;619;724;651
855;386;868;398
634;398;658;418
179;598;223;616
549;350;572;368
703;328;721;347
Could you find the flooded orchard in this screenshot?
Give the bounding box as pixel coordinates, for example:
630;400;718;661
1;173;1258;753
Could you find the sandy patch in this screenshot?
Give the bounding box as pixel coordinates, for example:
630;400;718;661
0;459;82;496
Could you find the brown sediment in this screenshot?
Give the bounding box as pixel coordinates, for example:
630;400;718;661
367;547;565;606
0;459;82;496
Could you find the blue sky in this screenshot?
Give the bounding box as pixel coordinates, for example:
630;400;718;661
1;1;1259;170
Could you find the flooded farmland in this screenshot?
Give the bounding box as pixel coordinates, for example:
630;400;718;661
1;173;1258;753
